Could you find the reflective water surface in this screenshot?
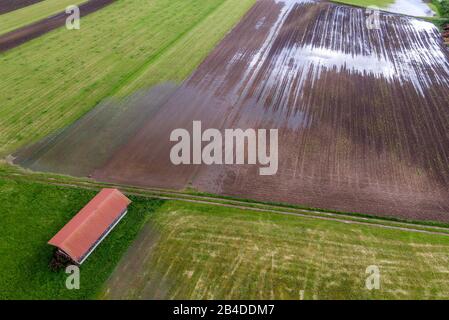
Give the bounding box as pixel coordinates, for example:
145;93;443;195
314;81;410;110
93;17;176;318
384;0;435;17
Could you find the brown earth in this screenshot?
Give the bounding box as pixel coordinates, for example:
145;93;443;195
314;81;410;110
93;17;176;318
94;0;449;222
0;0;43;15
0;0;115;52
15;0;449;222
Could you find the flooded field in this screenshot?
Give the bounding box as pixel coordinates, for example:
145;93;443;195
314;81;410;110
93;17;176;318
385;0;435;17
340;0;436;17
15;0;449;222
0;0;42;14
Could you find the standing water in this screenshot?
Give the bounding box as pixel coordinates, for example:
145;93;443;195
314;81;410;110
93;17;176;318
387;0;435;16
363;0;436;16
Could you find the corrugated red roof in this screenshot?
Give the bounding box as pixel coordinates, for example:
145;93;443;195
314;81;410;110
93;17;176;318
48;188;131;264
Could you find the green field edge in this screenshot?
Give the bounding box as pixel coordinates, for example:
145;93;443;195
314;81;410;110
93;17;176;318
0;0;256;157
330;0;449;30
66;0;228;114
2;161;449;234
107;0;227;98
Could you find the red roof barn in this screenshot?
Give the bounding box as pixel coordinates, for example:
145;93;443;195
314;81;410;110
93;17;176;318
48;188;131;267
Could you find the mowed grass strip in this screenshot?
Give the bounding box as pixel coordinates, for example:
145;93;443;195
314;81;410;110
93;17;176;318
0;0;256;156
0;177;164;299
0;0;88;35
115;0;257;97
103;201;449;300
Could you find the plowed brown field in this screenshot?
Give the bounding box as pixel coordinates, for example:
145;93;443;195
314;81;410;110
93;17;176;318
95;0;449;221
16;0;449;222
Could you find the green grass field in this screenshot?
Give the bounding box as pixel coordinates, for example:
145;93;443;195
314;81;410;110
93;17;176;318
102;201;449;300
0;177;164;299
0;0;256;156
2;176;449;299
0;0;88;35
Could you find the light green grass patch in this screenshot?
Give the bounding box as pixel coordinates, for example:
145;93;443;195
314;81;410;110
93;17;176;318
428;2;441;17
116;0;256;96
103;201;449;300
0;0;88;35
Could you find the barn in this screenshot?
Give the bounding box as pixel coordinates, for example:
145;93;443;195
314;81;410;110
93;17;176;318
48;188;131;269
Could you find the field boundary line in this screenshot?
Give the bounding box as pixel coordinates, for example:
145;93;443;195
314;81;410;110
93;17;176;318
0;0;116;53
2;169;449;236
108;0;230;98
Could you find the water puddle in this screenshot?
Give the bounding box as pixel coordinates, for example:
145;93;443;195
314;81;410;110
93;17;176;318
242;1;449;97
359;0;435;17
388;0;435;17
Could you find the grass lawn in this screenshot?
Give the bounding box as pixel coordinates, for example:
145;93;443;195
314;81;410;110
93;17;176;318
102;201;449;300
0;177;164;299
0;0;88;35
2;176;449;299
0;0;256;156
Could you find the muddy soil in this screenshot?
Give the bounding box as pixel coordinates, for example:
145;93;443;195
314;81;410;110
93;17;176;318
95;0;449;221
0;0;43;15
0;0;115;52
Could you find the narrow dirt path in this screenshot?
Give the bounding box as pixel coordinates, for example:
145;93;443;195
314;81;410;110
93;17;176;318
2;170;449;237
0;0;115;52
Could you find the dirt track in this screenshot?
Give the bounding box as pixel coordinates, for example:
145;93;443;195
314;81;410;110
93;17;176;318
15;0;449;222
0;0;114;52
0;0;42;14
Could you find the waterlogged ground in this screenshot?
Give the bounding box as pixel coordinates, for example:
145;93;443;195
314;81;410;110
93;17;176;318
385;0;435;16
16;0;449;222
335;0;436;17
